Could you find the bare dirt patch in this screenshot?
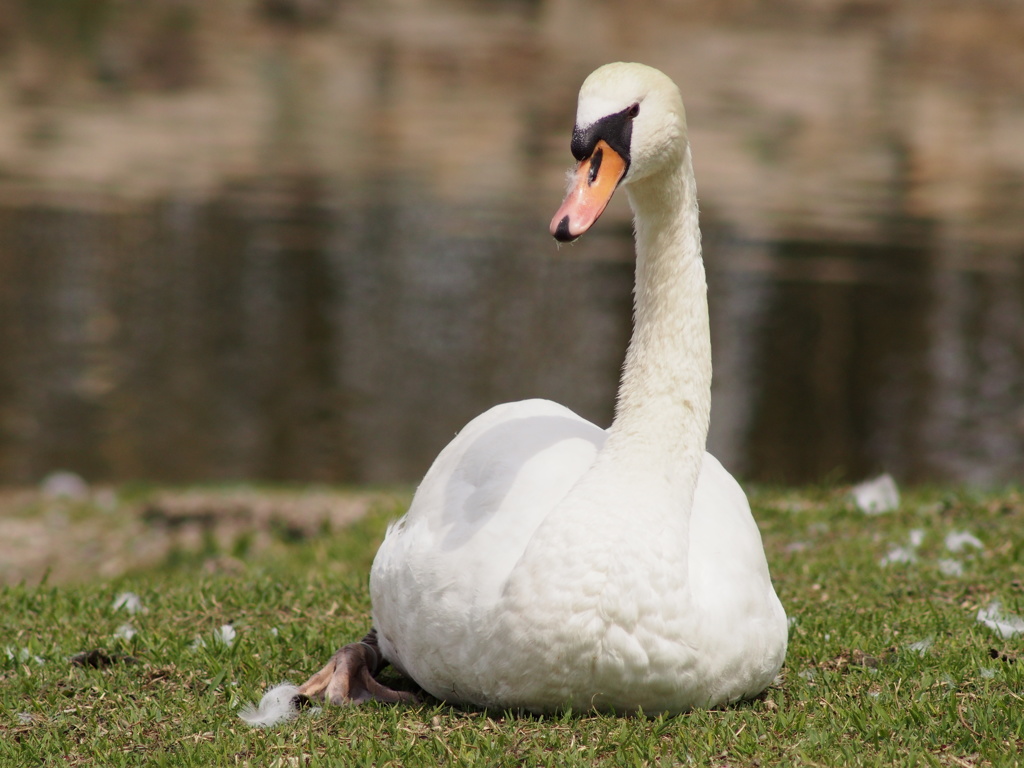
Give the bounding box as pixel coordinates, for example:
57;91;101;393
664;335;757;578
0;486;401;586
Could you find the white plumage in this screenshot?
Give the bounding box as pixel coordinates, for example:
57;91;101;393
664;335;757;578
238;683;303;727
367;62;787;714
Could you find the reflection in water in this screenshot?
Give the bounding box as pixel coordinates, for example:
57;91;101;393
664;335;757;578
708;236;1024;483
1;185;1022;485
0;181;633;484
1;1;1023;485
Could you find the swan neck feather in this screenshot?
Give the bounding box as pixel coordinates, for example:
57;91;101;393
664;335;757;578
604;143;710;498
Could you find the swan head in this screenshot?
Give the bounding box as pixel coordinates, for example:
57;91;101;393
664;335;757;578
550;62;687;243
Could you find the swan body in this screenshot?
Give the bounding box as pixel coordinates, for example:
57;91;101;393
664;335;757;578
369;62;787;714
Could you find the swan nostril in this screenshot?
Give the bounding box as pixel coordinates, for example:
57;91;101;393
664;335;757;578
553;216;577;243
588;148;604;186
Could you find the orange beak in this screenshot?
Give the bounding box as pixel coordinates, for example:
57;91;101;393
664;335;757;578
550;140;628;242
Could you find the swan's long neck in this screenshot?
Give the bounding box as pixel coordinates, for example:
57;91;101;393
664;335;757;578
602;143;710;499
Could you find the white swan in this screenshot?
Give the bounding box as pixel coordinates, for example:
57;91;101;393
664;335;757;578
246;62;787;723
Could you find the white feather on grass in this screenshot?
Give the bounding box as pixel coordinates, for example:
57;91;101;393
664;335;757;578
851;474;900;514
217;624;236;647
879;529;925;567
944;530;983;553
906;636;933;656
937;558;964;577
238;683;303;728
976;602;1024;639
191;624;236;650
112;592;146;615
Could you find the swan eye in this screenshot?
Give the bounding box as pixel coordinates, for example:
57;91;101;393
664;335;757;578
627;103;640;118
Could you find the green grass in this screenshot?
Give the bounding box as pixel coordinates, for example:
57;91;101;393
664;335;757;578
2;486;1023;767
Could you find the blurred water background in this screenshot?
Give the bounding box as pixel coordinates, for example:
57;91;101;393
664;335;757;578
0;0;1022;486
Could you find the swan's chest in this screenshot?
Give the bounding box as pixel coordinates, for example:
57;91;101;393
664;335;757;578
516;533;688;630
484;495;694;677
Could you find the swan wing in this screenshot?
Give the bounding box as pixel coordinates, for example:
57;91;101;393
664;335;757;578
690;454;788;697
370;398;606;682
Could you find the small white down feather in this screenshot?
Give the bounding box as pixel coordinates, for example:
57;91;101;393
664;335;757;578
238;683;304;728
